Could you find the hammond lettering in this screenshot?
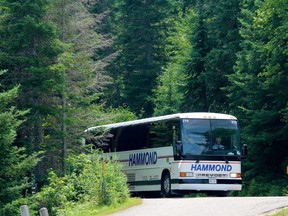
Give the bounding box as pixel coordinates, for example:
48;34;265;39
191;164;232;172
129;151;158;166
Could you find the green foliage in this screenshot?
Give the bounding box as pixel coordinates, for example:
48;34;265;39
182;0;241;112
0;82;41;216
28;152;130;215
63;197;142;216
238;178;288;197
0;198;34;216
153;9;195;115
1;0;288;211
227;0;288;196
0;0;66;177
101;108;136;125
34;172;76;215
109;0;174;117
67;105;136;149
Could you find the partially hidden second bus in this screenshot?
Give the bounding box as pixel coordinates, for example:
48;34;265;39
84;112;247;197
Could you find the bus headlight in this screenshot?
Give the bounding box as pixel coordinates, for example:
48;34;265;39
180;172;194;177
230;173;241;178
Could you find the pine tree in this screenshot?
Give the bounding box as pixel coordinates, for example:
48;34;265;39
92;0;124;108
47;0;118;173
0;75;40;211
113;0;172;117
153;8;195;116
0;0;65;179
182;0;241;112
182;2;210;112
48;0;99;173
227;0;288;193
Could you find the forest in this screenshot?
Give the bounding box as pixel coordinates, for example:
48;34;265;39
0;0;287;214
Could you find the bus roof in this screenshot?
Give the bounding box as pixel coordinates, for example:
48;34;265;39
85;112;237;132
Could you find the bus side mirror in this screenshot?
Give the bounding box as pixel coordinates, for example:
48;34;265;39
242;144;248;157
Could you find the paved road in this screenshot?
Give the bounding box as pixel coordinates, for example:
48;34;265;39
110;197;288;216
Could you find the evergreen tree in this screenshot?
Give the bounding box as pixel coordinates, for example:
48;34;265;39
0;0;65;179
19;0;117;174
182;0;241;112
48;0;110;173
182;2;210;112
114;0;172;117
0;76;40;212
90;0;122;107
153;9;195;116
228;0;288;194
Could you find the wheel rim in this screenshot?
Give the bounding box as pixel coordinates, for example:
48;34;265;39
162;175;170;196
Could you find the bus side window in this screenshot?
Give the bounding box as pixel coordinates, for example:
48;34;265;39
85;130;113;153
117;127;130;151
116;124;149;151
149;120;180;148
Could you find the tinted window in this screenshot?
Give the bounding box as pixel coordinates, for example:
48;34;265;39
86;119;180;152
181;119;240;156
182;119;210;155
149;120;180;148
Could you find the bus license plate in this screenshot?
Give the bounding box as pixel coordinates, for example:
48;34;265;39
209;179;217;184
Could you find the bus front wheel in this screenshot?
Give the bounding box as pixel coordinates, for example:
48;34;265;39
161;172;171;198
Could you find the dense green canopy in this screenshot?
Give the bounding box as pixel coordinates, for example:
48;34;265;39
0;0;287;211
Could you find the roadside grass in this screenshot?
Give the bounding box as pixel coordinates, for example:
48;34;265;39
270;207;288;216
64;198;142;216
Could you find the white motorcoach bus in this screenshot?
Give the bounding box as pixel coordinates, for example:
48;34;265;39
85;112;246;197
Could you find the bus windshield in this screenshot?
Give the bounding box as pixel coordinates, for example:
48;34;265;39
181;119;241;156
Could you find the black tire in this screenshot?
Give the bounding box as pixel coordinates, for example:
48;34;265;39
161;172;171;198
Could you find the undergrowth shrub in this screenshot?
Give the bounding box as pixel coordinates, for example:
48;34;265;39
236;177;288;196
26;151;129;215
